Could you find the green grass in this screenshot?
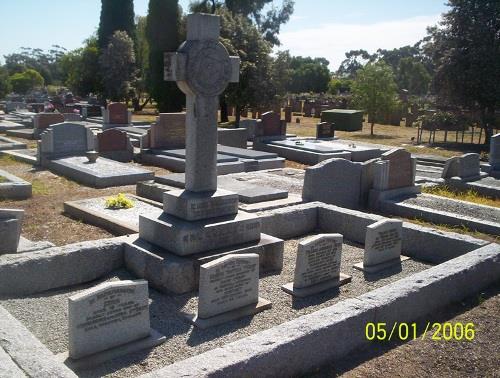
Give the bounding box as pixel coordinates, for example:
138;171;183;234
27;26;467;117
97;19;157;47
31;179;50;195
0;176;8;183
0;155;17;165
408;216;498;243
422;185;499;208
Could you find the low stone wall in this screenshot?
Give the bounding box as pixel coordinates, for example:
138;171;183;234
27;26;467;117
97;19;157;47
0;237;125;297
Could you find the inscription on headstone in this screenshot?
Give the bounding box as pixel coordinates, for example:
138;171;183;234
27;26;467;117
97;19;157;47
316;122;334;139
282;233;351;297
380;148;415;189
364;219;403;267
107;103;129;124
198;254;259;319
294;234;343;289
68;279;150;359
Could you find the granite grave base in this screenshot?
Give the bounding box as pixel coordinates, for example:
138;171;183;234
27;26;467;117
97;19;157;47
46;156;154;188
353;255;411;273
281;273;352;298
185;298;272;329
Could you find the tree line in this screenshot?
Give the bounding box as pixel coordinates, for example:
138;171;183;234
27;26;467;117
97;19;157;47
0;0;498;142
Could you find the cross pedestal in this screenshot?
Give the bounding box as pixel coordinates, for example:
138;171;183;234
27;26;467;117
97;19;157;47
138;13;263;256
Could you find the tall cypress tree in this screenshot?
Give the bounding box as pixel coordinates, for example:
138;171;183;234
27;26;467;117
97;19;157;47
146;0;184;112
97;0;136;51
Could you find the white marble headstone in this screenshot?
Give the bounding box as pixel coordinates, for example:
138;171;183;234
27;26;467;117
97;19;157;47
68;279;150;359
198;253;259;319
364;219;403;267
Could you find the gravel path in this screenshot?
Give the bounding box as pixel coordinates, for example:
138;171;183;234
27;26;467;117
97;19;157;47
1;236;432;378
400;194;500;223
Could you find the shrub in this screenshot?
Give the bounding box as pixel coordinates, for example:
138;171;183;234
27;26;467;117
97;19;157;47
105;193;134;209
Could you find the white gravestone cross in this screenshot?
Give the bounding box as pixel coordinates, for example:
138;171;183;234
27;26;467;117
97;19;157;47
164;13;240;192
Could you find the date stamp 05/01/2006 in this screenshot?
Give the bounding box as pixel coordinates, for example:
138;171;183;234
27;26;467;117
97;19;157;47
365;322;476;342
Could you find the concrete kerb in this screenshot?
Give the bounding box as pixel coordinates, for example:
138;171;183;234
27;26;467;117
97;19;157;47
0;304;78;378
139;243;500;378
0;168;32;199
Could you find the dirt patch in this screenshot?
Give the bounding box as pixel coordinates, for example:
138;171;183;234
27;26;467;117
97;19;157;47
308;282;500;377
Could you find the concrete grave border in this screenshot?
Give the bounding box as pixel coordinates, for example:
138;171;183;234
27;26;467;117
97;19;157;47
0;148;38;164
0;168;32;199
0;136;27;151
0;204;497;377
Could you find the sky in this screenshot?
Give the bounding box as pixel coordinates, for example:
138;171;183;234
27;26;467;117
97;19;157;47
0;0;449;70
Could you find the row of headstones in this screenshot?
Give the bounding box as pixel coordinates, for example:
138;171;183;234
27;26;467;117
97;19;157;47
66;219;404;361
144;110;290;148
303;148;418;210
38;122;134;163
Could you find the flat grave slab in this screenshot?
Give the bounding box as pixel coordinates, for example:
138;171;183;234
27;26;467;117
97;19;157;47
381;193;500;235
0;120;25;132
152;149;239;163
0;148;37;164
6;128;35;140
0;168;32;199
0;136;27;151
155;174;289;203
136;180;303;213
64;194;163;235
116;126;149;136
217;145;279;160
47;156;154;188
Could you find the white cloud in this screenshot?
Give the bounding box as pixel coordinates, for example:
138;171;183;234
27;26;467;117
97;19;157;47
278;15;442;70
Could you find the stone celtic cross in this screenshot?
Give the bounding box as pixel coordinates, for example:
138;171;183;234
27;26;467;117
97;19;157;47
164;13;240;192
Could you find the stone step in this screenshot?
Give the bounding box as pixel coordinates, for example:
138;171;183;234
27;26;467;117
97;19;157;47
124;233;283;294
139;210;262;256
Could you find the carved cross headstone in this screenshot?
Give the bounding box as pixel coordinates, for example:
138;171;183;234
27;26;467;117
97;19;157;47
164;13;240;192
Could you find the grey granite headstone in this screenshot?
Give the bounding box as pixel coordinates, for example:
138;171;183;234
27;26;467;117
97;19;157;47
40;122;94;159
354;219;409;273
490;133;500;171
68;280;158;360
187;253;271;328
442;153;480;180
0;208;24;254
282;234;351;297
302;158;365;209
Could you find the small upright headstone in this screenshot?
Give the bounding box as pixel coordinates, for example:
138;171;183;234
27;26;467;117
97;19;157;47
282;234;351;297
102;103;131;129
303;158;374;209
303;102;312;117
0;209;24;255
316;122;335;139
442;153;481;180
260;111;283;136
489;133;500;172
373;148;416;190
39;122;95;162
239;119;258;140
187;254;271;329
66;279;165;366
353;219;409;273
33;113;65;137
147;112;186;149
97;129;134;162
284;106;292;123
